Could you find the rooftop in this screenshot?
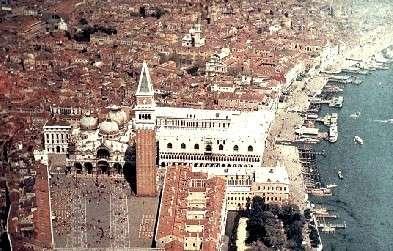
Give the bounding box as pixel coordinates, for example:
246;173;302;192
156;165;226;250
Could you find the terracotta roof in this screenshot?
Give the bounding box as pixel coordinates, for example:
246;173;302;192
156;165;226;250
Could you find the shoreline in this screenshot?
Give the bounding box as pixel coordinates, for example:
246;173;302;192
263;24;393;208
263;23;393;249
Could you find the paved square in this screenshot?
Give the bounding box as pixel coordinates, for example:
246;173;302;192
50;174;159;249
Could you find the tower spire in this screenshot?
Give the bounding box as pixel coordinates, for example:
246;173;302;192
136;62;154;96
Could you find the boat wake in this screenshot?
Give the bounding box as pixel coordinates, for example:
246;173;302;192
373;118;393;124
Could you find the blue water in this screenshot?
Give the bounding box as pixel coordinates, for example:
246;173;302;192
313;66;393;250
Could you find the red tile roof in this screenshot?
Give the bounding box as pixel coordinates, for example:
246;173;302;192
156;165;226;250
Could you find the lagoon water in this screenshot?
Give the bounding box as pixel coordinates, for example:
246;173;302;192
313;66;393;250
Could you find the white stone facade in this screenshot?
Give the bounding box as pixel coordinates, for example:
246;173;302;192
155;107;275;174
43;123;72;154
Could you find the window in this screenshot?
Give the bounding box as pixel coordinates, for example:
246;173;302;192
248;145;253;152
233;145;239;151
181;143;186;149
194;144;199;149
219;144;224;151
206;145;212;151
167;143;172;149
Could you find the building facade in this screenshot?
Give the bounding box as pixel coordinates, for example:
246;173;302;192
43;120;71;154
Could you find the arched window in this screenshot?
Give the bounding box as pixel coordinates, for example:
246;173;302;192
194;144;199;150
219;144;224;151
248;145;253;152
167;143;172;149
205;145;212;151
181;143;186;149
233;145;239;151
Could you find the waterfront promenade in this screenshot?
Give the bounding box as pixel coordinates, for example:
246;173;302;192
263;23;393;212
263;75;327;210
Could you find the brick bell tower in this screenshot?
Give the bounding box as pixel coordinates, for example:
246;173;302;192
133;62;157;196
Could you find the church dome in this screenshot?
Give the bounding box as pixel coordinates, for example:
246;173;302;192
80;113;98;130
99;119;119;137
108;105;128;128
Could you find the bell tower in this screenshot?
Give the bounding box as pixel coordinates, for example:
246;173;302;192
134;62;156;129
134;62;157;197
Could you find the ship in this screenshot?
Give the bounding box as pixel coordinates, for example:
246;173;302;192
354;135;364;144
338;170;343;180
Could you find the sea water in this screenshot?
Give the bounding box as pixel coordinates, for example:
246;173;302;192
313;65;393;250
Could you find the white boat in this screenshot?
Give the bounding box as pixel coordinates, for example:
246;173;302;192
354;136;364;144
326;184;337;189
309;187;332;196
329;124;338;143
349;112;361;119
337;170;343;180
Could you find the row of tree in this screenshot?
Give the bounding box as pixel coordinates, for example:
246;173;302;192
246;196;306;250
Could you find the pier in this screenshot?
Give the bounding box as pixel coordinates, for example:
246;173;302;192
322;85;344;94
312;208;338;219
316;113;338;126
309;96;344;108
298;145;323;190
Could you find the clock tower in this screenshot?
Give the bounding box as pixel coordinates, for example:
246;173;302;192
133;62;157;197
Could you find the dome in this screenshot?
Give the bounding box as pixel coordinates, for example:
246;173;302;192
99;119;119;136
108;105;128;128
80;113;98;130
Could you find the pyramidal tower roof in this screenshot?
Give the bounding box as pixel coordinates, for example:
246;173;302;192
136;62;154;96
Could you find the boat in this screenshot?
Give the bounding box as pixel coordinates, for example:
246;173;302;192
329;96;344;108
337;170;343;180
349;112;361;119
321;225;336;233
326;184;337;189
309;187;332;196
329;124;338;143
354;135;364;144
352;79;362;85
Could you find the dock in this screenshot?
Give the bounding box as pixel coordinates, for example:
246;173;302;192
322;85;344;93
298;145;323;189
312;208;338;219
310;96;344;108
316;113;338;126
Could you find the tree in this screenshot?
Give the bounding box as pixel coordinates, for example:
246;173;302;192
246;196;266;243
139;6;146;18
304;208;312;220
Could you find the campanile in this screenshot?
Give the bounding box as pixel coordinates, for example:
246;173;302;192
133;62;157;196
